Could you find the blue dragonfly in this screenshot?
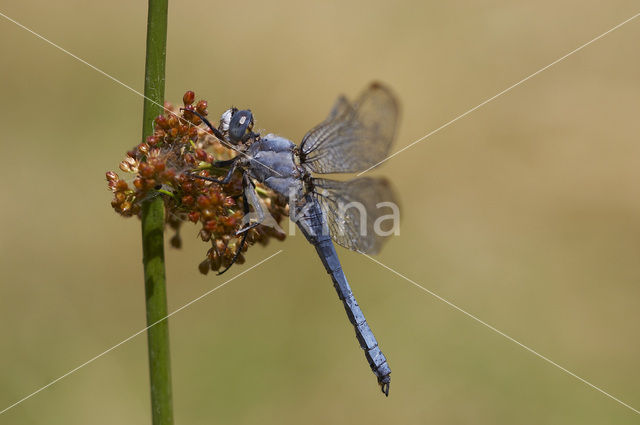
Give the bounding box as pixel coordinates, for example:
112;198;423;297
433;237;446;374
190;83;399;395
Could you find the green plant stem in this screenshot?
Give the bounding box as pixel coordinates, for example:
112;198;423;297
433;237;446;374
140;1;172;425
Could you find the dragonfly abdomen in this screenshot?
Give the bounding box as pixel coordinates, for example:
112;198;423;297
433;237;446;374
294;196;391;395
313;238;392;396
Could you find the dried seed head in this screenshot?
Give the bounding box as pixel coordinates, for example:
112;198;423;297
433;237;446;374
107;90;287;274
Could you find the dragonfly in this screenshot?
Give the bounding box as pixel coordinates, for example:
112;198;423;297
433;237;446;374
189;83;399;396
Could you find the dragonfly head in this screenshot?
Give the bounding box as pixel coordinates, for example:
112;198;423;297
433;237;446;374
220;108;255;144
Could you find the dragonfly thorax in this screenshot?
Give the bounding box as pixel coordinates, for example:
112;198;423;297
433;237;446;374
245;134;304;197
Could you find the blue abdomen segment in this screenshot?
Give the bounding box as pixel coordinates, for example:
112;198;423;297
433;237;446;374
294;197;391;395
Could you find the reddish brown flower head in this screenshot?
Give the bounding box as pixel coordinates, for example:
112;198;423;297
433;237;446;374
107;91;287;273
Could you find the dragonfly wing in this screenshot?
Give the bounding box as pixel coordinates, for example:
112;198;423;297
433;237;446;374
310;177;398;254
300;83;399;174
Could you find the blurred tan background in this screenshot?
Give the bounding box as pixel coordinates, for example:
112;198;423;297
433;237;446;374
1;1;640;423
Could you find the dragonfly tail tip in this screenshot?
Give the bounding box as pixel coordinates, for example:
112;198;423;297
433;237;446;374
381;382;390;397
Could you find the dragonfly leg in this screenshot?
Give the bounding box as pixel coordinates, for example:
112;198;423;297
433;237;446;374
191;160;238;185
211;159;237;168
217;172;252;276
216;231;249;276
181;108;226;141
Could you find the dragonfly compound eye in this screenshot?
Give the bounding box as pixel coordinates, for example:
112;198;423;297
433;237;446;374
219;107;236;133
228;109;254;143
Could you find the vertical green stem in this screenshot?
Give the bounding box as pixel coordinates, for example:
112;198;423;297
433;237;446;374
140;1;172;425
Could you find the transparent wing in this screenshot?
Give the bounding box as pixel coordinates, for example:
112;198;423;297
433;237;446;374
311;177;398;254
300;83;399;174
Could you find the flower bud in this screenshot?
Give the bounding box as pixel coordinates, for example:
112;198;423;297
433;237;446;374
153;161;165;173
161;168;176;181
133;177;144;189
187;211;200;222
208;250;222;271
198;259;211;275
155;115;170;130
215;238;226;253
139;162;154;178
115;180;129;191
197;195;211;208
201;208;214;219
170;234;182;249
195;149;207;161
183;91;195;105
199;229;211;242
189;127;199;141
196;100;208;115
